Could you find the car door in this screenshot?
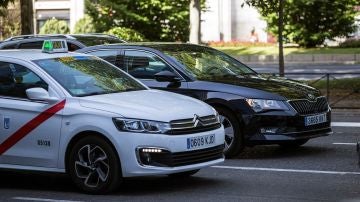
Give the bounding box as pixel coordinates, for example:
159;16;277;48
0;61;63;168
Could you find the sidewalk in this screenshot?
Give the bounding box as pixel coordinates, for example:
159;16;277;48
233;54;360;64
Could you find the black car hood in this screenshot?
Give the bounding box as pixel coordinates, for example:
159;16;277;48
193;74;321;100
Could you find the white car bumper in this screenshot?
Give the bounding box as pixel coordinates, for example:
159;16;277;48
113;126;225;177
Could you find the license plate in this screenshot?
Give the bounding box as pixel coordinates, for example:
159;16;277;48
187;134;215;149
305;113;327;126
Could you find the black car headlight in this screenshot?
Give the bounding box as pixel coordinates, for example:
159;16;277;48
246;99;289;113
113;118;171;134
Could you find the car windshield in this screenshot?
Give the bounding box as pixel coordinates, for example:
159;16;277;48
159;45;256;79
71;35;124;46
33;56;146;97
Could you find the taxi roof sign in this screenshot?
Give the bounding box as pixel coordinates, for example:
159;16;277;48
42;39;68;53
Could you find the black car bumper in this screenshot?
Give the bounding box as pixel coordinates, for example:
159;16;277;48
241;110;332;144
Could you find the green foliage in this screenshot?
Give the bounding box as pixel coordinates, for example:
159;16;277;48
340;39;360;48
0;0;14;7
39;18;70;34
0;0;14;18
73;15;96;34
0;0;20;40
245;0;359;47
85;0;192;41
107;27;146;42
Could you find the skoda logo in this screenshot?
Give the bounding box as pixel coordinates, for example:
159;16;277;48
307;93;316;101
193;114;204;127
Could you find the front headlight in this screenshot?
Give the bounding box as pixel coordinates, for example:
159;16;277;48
113;118;171;134
246;99;289;113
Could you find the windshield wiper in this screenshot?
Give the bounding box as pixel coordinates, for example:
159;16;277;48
77;91;118;97
78;89;140;97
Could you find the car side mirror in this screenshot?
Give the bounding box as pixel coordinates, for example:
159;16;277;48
154;71;181;83
26;88;59;103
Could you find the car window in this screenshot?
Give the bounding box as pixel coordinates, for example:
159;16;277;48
0;62;48;99
67;42;81;51
157;45;256;79
89;50;119;65
33;56;146;97
18;41;43;49
124;50;175;79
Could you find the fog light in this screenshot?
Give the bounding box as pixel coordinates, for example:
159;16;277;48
260;127;278;134
138;147;170;166
141;148;162;153
141;152;152;164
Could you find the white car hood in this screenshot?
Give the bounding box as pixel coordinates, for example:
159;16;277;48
79;90;215;122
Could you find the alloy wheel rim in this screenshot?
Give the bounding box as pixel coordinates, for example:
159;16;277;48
219;115;235;152
75;144;110;188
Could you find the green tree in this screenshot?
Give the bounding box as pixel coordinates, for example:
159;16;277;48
73;15;96;34
249;0;359;48
0;0;13;5
39;18;70;34
244;0;285;76
107;27;146;42
0;0;20;40
85;0;190;41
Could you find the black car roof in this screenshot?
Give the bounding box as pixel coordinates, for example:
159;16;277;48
3;34;119;42
77;42;213;53
0;34;125;49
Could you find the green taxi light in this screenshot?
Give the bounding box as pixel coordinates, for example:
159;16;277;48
42;39;68;53
42;40;54;52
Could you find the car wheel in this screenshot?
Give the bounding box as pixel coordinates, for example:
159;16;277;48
68;135;122;194
215;107;244;158
168;169;200;178
278;139;309;148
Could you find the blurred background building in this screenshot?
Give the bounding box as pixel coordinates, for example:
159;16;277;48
201;0;268;43
33;0;84;33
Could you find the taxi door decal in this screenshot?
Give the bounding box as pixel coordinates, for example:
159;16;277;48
0;100;66;155
3;117;10;129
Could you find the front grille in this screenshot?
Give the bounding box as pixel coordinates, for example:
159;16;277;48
138;145;224;167
168;115;221;135
289;97;329;115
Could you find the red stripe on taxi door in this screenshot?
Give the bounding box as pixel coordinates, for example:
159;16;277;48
0;100;66;155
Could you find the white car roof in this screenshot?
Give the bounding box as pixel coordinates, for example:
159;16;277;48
0;49;89;61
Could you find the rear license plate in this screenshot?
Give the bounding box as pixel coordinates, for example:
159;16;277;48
187;134;215;149
305;113;327;126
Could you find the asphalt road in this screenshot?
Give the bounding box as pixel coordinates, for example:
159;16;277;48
0;110;359;202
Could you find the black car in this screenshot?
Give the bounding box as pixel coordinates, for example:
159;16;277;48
0;34;125;51
77;43;332;158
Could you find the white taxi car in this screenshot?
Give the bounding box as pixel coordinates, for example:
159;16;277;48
0;40;225;194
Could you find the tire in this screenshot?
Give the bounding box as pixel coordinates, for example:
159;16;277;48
168;169;200;178
278;139;309;148
68;135;122;194
215;107;244;158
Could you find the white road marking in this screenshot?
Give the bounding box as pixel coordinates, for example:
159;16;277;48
333;143;357;145
12;197;83;202
211;165;360;175
332;122;360;127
